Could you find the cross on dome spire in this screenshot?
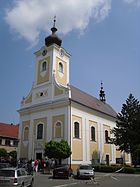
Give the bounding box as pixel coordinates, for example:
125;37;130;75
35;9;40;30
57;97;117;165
45;16;62;47
99;81;106;103
53;16;56;27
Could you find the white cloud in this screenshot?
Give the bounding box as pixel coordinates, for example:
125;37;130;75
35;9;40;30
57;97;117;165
5;0;111;45
123;0;140;6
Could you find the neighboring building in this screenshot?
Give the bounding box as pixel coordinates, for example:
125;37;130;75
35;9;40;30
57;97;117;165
0;122;19;153
18;19;131;168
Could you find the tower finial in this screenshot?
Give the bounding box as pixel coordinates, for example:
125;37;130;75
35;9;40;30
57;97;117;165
99;81;106;103
45;17;62;47
53;16;56;27
51;16;57;34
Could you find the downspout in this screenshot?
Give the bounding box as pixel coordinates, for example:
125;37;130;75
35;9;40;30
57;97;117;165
69;99;72;169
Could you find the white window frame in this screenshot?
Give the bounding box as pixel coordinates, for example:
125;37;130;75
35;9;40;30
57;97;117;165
36;123;44;140
23;126;29;141
73;121;81;139
54;121;63;138
90;126;96;141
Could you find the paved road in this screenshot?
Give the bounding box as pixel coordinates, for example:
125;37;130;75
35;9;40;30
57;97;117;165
33;172;140;187
95;172;140;187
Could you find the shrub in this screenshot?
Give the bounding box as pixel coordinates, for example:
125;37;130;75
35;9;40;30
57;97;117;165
0;148;7;157
93;165;137;174
123;167;135;174
99;166;113;173
135;168;140;174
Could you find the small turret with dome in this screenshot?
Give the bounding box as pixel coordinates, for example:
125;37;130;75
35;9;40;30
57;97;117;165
45;16;62;47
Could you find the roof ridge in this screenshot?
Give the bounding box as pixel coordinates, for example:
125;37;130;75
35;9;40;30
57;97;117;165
70;84;117;118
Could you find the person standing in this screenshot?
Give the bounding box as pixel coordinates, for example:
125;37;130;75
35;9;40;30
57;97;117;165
34;159;39;172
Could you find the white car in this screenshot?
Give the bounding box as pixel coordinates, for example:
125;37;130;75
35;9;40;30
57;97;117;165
0;167;34;187
77;164;94;179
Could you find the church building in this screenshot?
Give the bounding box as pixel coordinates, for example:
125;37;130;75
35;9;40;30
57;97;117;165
17;19;131;168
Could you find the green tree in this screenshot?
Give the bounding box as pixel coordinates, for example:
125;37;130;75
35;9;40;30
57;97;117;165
44;139;71;165
133;144;140;165
0;148;7;157
44;140;59;159
135;110;140;144
112;94;140;166
92;150;100;165
57;139;71;160
9;150;17;159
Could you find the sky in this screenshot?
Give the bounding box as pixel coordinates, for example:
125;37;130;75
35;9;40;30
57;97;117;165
0;0;140;124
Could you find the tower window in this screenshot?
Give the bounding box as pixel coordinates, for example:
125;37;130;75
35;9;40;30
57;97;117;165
37;124;43;139
74;122;80;138
59;62;63;73
91;126;95;141
42;61;47;71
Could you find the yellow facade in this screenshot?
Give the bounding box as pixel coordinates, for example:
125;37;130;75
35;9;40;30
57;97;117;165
52;114;65;138
33;117;47;142
103;124;112;160
20;144;28;159
89;120;98;160
116;146;122;158
55;57;67;86
125;153;129;162
72;115;83;160
72;140;83;161
37;56;50;85
20;121;30;159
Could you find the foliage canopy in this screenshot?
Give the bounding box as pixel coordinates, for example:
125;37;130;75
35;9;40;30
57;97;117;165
112;94;140;165
44;139;71;161
0;148;7;157
8;150;17;159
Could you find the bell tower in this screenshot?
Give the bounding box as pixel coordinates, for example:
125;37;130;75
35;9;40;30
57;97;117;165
34;17;70;88
21;18;71;107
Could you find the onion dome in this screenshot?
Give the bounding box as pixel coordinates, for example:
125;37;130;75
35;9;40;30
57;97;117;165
45;17;62;47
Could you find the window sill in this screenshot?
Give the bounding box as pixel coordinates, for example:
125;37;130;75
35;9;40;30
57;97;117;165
73;137;81;140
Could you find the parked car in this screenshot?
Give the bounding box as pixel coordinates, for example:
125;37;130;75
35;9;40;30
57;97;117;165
77;164;94;179
0;167;34;187
53;165;70;179
0;163;12;169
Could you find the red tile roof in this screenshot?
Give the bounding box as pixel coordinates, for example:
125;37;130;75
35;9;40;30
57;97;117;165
0;122;19;139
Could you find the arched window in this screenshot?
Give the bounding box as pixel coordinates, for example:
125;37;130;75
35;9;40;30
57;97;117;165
91;126;95;141
74;122;80;138
42;61;47;71
105;130;109;143
59;62;63;73
24;127;29;140
37;124;43;139
55;122;62;138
